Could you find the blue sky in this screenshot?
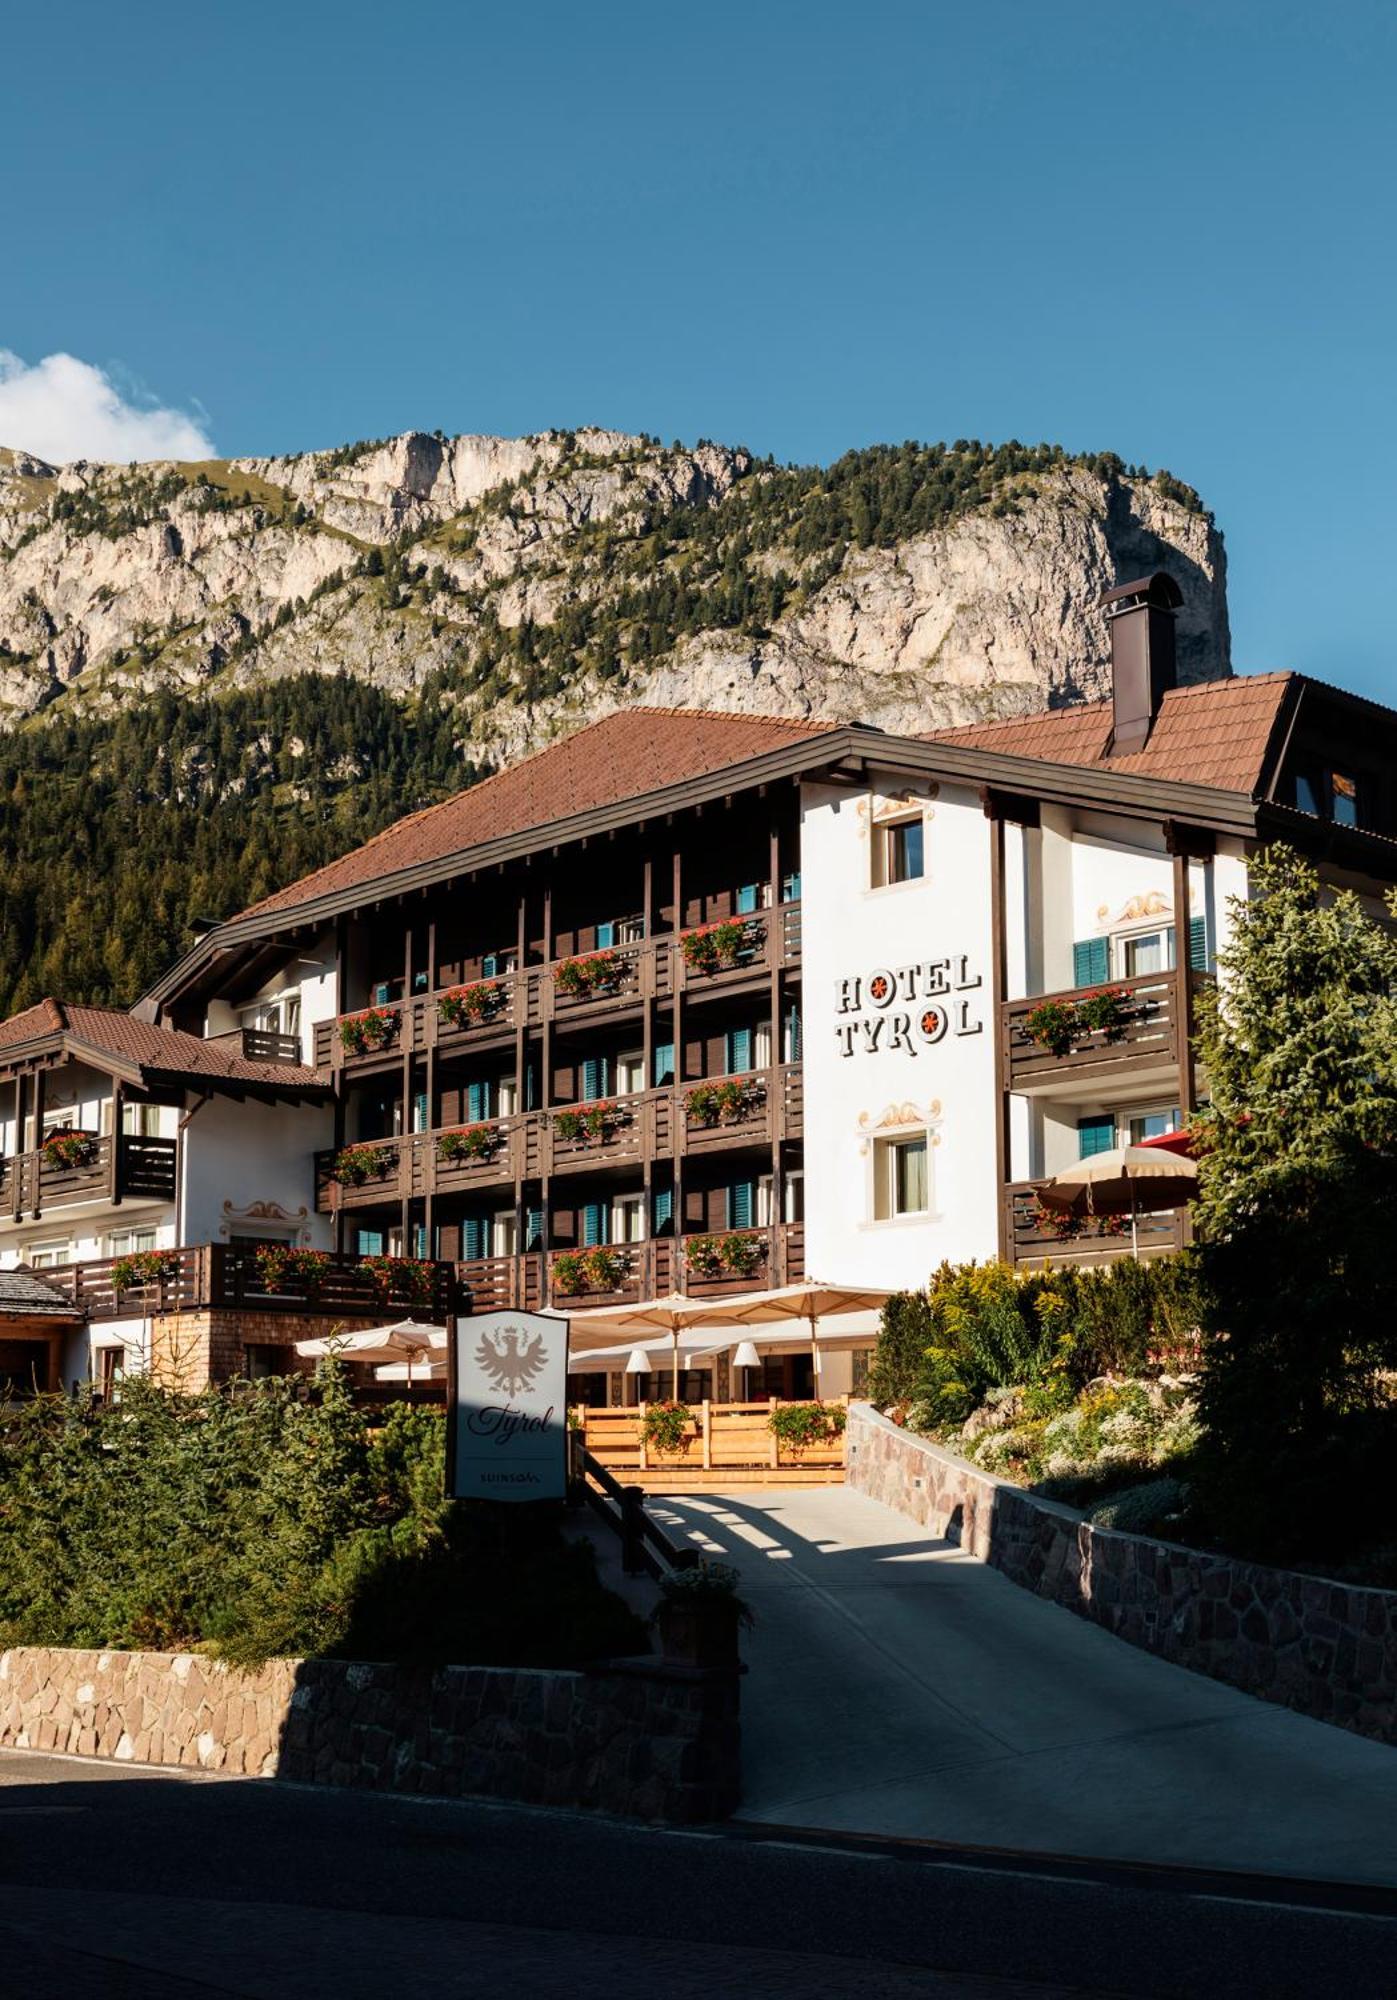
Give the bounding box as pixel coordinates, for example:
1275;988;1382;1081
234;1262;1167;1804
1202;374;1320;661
5;1;1395;701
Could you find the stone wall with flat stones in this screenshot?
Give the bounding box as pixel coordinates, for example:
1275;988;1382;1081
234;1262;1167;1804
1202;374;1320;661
0;1646;740;1822
846;1402;1397;1746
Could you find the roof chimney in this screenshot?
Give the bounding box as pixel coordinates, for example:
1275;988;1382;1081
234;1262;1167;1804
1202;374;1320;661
1098;571;1183;754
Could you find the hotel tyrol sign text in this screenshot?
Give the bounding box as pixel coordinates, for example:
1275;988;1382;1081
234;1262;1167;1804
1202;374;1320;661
833;956;984;1058
449;1308;568;1501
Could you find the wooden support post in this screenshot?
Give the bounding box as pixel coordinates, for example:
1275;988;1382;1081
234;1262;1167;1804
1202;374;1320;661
989;811;1010;1260
768;1395;780;1469
701;1398;712;1470
111;1082;125;1207
1171;846;1197;1116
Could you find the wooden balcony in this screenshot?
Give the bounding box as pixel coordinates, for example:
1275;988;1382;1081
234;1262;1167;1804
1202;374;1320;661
40;1243;455;1322
315;905;804;1074
1003;1181;1188;1267
315;1066;804;1213
1;1134;178;1222
240;1026;304;1066
1001;971;1208;1092
456;1219;806;1315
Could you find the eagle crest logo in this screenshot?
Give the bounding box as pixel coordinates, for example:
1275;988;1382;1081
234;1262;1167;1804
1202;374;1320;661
474;1325;547;1396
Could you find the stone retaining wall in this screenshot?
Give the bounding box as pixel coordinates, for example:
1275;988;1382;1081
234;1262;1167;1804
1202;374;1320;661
847;1403;1397;1745
0;1645;740;1822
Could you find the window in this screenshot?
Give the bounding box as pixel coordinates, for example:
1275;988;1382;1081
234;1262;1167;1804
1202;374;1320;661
121;1101;165;1138
107;1227;158;1258
410;1091;429;1134
1293;763;1364;828
243;1344;284;1381
1119;928;1174;978
652;1042;675;1087
1128;1108;1180;1145
615;1051;645;1096
783;1170;805;1223
26;1240;72;1269
1332;771;1359;827
491;1211;518;1257
614;915;646;945
783;1005;802;1064
755;1175;774;1227
753;1022;773;1071
97;1345;126;1400
497;1076;519;1116
781;870;802;904
876;816;925;887
480;948;518;978
612;1193;646;1244
874;1135;928;1219
354;1228;385;1256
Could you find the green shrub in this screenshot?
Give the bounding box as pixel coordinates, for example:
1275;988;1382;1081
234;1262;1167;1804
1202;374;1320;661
1086;1477;1186;1536
866;1290;932;1406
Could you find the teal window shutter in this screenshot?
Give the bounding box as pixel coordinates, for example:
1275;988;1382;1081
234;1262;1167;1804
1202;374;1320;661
524;1206;544;1251
356;1227;384;1257
524;1062;538;1111
412;1090;428;1132
411;1223;428;1258
726;1026;752;1075
1189;915;1209;971
653;1041;675;1086
1077;1116;1116;1159
481;953;498;977
781;870;801;903
596;921;615;948
581;1055;608;1101
461;1213;488;1260
735;884;759;915
581;1201;607;1247
653;1187;674;1234
371;981;392;1006
466;1080;488;1122
725;1180;755;1229
1072;937;1110;987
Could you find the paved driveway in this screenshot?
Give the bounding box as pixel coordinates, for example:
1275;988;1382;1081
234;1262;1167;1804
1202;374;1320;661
650;1485;1397;1885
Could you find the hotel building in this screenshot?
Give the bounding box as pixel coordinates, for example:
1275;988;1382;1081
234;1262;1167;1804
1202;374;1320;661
2;575;1394;1400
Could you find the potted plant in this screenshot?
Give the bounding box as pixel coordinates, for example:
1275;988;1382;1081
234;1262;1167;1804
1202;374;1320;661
1076;985;1132;1041
683;1232;724;1278
1022;997;1079;1058
436;1124;499;1164
553;949;623;998
652;1560;752;1669
361;1254;434;1307
438;981;505;1028
111;1247;181;1294
767;1401;847;1458
550;1250;587;1296
551;1246;628;1296
42;1128;99;1170
717;1231;765;1278
553;1101;620;1143
253;1244;330;1296
679;918;758;975
642;1399;693;1458
339;1006;397;1055
331;1142;395;1186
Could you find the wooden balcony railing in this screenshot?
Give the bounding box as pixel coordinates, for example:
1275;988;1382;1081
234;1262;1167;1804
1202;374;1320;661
315;1066;804;1213
459;1220;806;1314
41;1243;455;1322
1001;970;1209;1090
578;1398;846;1481
317;906;804;1071
1;1133;178;1222
1003;1181;1188;1267
241;1027;304;1066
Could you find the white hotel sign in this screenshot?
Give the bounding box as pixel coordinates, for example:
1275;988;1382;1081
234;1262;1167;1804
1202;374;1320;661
448;1308;569;1501
833;956;984;1058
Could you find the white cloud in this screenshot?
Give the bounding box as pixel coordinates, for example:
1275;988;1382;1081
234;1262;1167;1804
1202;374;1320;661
0;350;214;466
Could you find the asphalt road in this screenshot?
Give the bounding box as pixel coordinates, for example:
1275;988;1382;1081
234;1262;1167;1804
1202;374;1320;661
2;1749;1394;1998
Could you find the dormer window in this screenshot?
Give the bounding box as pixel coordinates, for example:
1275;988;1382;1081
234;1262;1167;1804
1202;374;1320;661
1293;763;1364;828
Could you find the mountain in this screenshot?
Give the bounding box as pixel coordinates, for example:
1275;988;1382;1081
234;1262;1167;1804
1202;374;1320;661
0;432;1228;1014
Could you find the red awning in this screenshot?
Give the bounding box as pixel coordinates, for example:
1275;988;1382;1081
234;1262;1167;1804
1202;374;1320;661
1137;1129;1196;1159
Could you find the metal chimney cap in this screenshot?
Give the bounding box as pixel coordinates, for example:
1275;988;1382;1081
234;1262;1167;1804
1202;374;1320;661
1097;571;1184;612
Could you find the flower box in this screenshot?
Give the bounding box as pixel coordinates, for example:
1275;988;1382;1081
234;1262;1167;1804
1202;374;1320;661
553;950;624;998
680;919;759;975
685;1078;765;1126
361;1254;434;1306
42;1129;99;1170
253;1245;330;1296
331;1143;396;1187
438;982;505;1029
552;1101;624;1144
550;1246;630;1297
684;1231;766;1279
111;1248;181;1293
338;1007;398;1056
436;1124;500;1164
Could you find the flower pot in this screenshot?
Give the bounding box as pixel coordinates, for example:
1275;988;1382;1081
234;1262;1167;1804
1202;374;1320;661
656;1599;742;1670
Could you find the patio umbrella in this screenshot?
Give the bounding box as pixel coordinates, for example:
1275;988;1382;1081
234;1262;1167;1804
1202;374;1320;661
1037;1146;1198;1259
567;1293;719;1397
294;1320;446;1382
652;1281;894;1390
374;1355;449;1383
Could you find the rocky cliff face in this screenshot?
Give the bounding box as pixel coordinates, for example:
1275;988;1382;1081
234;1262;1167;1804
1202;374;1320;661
0;431;1229;758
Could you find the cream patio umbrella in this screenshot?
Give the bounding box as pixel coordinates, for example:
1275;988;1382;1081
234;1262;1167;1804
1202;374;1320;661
566;1294;723;1398
1036;1145;1198;1260
295;1320;446;1384
650;1280;895;1393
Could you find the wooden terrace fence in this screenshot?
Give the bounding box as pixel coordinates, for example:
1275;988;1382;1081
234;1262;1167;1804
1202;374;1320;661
577;1398;847;1490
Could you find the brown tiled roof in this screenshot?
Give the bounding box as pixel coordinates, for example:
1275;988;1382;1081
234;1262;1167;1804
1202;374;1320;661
0;1267;83;1318
0;1000;323;1091
923;673;1295;796
241;708;836;923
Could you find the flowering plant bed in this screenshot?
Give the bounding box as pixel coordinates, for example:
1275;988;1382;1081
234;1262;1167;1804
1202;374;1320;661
331;1143;396;1187
42;1129;99;1170
252;1244;331;1295
1029;1200;1127;1240
436;1124;500;1164
1022;987;1134;1058
553;951;623;998
685;1078;764;1126
767;1401;848;1452
642;1400;692;1456
680;919;758;975
551;1247;630;1296
361;1255;434;1307
684;1231;766;1279
111;1248;181;1293
552;1101;624;1144
339;1007;397;1056
438;982;505;1028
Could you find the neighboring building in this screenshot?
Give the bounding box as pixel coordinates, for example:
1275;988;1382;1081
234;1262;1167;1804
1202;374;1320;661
3;574;1395;1396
